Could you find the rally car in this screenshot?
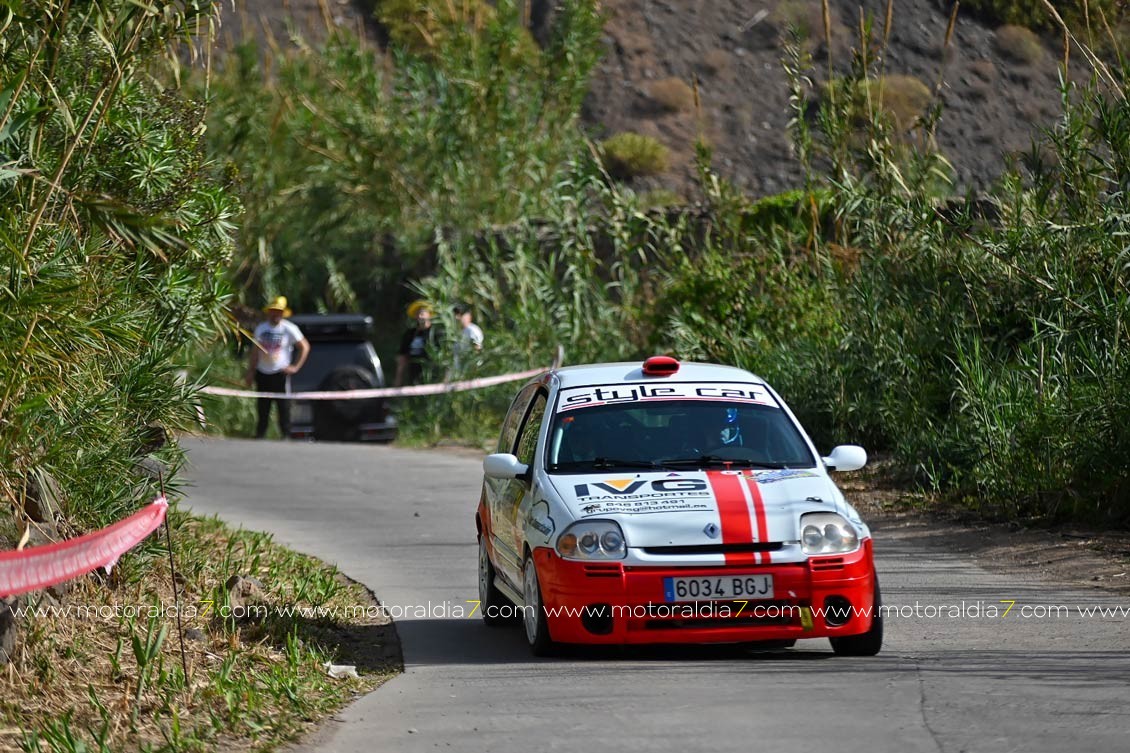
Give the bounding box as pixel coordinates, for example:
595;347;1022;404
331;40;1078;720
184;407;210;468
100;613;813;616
476;356;882;656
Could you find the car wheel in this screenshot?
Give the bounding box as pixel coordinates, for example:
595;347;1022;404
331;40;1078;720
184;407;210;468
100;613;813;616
829;578;883;657
478;536;515;627
522;555;556;657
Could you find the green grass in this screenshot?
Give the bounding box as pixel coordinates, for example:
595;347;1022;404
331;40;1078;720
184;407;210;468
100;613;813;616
9;509;397;752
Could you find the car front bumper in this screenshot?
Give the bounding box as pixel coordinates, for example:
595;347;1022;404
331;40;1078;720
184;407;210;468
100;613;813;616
532;539;876;645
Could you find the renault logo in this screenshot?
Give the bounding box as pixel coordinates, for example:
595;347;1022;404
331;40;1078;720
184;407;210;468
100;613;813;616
703;523;720;539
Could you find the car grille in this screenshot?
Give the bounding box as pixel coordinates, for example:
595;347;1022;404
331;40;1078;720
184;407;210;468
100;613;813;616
809;556;845;572
641;542;784;556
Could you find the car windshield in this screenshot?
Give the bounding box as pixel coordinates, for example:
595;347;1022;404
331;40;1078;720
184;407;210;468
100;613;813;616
545;392;817;473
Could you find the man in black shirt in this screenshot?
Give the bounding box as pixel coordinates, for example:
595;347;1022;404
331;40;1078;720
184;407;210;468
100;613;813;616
395;300;435;387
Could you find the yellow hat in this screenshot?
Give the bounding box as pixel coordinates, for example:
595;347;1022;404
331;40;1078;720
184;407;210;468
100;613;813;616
406;299;432;319
263;296;292;317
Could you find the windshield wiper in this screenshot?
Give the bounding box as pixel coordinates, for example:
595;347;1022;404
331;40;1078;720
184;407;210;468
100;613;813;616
549;457;673;471
659;456;792;469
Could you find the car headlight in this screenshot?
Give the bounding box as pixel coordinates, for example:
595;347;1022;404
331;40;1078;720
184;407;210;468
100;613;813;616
800;512;860;555
556;521;627;561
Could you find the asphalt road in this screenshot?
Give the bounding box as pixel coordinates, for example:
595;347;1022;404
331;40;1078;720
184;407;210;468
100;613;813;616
182;437;1130;753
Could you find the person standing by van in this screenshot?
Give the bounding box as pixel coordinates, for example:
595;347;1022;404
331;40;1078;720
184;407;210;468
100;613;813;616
246;296;310;438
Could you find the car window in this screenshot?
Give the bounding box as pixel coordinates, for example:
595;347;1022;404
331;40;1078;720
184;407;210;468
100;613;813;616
514;392;547;466
497;384;538;454
546;399;815;471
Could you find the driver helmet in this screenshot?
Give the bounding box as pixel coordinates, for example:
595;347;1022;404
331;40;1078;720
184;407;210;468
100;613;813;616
718;407;743;447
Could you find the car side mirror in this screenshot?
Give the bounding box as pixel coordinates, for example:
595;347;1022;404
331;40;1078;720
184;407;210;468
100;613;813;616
822;445;867;472
484;453;530;480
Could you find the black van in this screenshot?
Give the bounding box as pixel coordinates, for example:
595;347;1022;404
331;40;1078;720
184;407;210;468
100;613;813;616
286;314;398;442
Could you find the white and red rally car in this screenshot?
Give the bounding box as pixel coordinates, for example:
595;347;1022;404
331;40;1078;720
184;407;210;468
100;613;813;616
476;357;882;656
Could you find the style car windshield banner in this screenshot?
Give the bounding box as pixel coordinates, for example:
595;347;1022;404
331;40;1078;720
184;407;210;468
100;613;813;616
0;497;168;598
556;382;779;411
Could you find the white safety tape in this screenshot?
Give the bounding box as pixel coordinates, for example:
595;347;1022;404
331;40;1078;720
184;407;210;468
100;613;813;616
200;366;549;400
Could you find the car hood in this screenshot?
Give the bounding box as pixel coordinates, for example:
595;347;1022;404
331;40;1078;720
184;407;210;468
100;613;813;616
547;469;847;548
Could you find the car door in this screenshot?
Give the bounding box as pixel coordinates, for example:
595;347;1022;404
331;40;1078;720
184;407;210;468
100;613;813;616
486;384;537;585
492;389;547;588
508;391;547;558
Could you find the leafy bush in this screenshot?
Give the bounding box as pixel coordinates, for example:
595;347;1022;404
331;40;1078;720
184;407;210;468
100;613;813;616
766;21;1130;522
204;0;603;317
405;155;668;443
995;24;1046;63
961;0;1124;31
770;0;849;51
377;0;541;64
0;0;236;528
601;132;670;178
770;0;827;39
868;75;933;131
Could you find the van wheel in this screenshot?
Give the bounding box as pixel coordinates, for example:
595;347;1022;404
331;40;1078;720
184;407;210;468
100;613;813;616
314;366;377;439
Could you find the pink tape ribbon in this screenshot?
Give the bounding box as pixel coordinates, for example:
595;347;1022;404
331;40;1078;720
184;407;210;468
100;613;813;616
0;497;169;598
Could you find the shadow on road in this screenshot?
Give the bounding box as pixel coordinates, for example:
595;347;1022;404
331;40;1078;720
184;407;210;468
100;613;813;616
396;617;845;666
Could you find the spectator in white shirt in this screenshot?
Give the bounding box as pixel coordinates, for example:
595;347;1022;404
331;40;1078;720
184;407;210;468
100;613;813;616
245;296;310;438
452;302;484;373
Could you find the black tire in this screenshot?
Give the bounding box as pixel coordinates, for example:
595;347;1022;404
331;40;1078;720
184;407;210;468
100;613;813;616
313;366;378;440
478;536;515;627
830;578;883;657
521;555;557;657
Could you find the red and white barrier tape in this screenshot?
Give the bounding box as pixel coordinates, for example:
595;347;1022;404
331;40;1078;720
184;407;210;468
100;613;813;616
1;497;168;598
200;349;563;401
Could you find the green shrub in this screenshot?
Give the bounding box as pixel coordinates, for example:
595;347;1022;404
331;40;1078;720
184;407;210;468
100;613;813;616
770;0;826;39
601;132;670;179
961;0;1125;31
639;188;685;208
868;75;933;131
771;0;849;50
995;24;1045;63
0;0;236;527
377;0;491;52
204;0;604;315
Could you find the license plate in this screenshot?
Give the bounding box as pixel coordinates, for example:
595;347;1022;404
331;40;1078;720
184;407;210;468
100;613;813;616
663;574;774;602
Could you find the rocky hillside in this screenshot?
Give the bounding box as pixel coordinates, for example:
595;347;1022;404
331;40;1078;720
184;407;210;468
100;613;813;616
218;0;1073;197
589;0;1076;196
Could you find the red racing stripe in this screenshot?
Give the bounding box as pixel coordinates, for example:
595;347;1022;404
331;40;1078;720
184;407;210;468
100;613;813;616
744;475;771;564
706;471;756;565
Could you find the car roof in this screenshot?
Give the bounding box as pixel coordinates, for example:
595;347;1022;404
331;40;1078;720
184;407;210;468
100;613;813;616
288;313;373;341
550;361;767;389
